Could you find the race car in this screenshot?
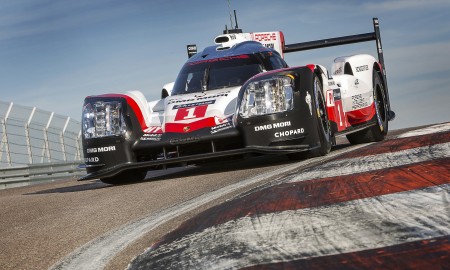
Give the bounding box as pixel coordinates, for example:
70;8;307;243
80;18;395;184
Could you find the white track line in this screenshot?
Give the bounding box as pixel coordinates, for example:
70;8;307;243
129;184;450;269
50;144;369;270
397;123;450;138
287;142;450;183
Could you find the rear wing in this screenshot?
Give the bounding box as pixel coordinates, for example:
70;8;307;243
284;18;394;120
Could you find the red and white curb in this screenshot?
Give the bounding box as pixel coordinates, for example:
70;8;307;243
128;123;450;269
51;138;369;270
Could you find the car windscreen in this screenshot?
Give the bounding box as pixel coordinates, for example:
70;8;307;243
172;54;264;95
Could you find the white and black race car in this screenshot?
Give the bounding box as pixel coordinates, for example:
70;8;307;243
81;18;395;184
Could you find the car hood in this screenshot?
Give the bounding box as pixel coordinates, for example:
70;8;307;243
160;87;240;133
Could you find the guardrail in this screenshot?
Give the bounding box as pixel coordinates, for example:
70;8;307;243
0;162;85;189
0;101;84;189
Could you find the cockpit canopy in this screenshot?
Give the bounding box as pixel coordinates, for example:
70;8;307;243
172;50;287;95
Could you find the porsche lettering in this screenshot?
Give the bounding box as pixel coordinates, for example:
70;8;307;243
253;33;277;42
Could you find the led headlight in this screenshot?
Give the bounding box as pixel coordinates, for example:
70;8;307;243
83;101;126;139
239;76;294;118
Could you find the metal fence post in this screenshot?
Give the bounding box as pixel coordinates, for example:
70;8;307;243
41;112;54;163
60;117;70;162
25;107;36;164
76;130;82;161
0;102;14;166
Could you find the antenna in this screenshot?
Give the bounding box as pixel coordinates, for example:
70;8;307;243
227;0;235;29
223;1;243;34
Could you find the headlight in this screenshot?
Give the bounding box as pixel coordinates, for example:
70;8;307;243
83;101;126;139
239;76;294;118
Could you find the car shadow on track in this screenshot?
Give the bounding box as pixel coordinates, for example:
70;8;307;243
140;143;353;183
25;143;354;194
24;180;110;195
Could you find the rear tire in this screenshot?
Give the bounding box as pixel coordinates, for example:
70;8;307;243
100;170;147;185
346;70;388;144
289;74;331;160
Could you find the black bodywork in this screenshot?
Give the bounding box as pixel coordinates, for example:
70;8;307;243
81;67;322;181
80;18;393;182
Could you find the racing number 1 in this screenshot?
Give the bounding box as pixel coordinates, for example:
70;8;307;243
184;107;197;119
175;105;208;121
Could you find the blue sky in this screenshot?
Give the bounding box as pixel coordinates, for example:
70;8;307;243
1;0;449;129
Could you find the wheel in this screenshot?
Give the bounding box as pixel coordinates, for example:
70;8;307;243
311;74;332;156
100;170;147;185
289;74;331;160
346;70;388;144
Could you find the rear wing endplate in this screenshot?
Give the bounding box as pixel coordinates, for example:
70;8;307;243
284;18;394;120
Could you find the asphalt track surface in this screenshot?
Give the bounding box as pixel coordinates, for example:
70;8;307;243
0;123;449;270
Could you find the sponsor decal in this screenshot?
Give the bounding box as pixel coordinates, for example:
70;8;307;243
214;116;229;125
173;100;215;109
194;92;208;98
254;121;291;131
263;43;275;49
167;98;195;105
187;44;197;58
187;45;197;51
174;105;208;121
169;136;200;145
196;92;229;100
275;128;305;138
86;146;116;153
183;126;191;133
167;92;229;105
211;122;233;134
355;65;369;72
328;81;336;86
305;92;312;115
333;67;342;75
140;133;162;141
253;32;278;42
333;89;342;101
351;94;369;110
354;79;359;87
327;90;335;107
84;157;99;163
144;126;163;134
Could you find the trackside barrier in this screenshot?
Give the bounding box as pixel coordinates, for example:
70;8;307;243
0;100;84;189
0;162;85;189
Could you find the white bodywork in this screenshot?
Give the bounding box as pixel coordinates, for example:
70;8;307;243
146;53;378;135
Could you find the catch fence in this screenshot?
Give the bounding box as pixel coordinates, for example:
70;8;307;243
0;101;84;188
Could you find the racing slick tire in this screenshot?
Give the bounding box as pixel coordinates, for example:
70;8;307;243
100;170;147;185
289;74;332;160
346;70;388;144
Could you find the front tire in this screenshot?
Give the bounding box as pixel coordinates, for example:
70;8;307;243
346;70;388;144
289;74;331;160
